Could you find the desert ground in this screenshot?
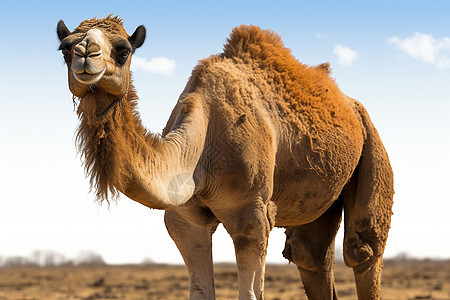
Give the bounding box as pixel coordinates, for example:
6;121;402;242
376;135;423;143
0;260;449;300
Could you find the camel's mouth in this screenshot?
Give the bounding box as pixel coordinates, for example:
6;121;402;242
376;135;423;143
73;68;106;85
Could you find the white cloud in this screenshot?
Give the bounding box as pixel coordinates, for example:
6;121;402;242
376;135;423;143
388;33;450;69
333;44;358;67
131;56;176;75
316;32;328;40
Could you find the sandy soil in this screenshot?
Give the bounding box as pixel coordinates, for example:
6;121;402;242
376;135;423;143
0;260;449;299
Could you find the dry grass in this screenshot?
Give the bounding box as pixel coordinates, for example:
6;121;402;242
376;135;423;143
0;260;449;299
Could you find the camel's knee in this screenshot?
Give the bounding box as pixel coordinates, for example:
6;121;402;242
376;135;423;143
225;200;275;235
343;216;384;268
283;227;327;272
282;227;303;267
283;200;341;272
222;200;276;254
343;236;374;268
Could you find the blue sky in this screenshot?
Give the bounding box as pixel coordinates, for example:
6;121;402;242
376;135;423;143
1;0;449;264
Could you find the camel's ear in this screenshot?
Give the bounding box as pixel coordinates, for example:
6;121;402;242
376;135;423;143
57;20;71;41
129;25;146;51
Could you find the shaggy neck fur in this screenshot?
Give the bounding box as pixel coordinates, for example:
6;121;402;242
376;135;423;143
74;76;205;209
75;81;161;205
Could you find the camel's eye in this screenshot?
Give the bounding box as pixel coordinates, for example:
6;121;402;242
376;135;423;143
58;40;73;63
59;41;72;52
114;38;133;65
115;46;131;65
120;49;130;59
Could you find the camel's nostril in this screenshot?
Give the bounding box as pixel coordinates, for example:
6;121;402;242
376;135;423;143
74;45;86;58
88;51;102;58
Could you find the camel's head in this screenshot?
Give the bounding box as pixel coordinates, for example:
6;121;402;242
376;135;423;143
57;15;145;98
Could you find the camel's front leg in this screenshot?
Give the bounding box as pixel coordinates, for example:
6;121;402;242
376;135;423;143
215;200;276;300
164;205;219;299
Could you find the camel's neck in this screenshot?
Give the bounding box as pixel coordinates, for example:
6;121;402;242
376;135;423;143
75;84;207;209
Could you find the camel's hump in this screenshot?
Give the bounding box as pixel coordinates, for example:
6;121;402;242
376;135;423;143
220;25;358;135
222;24;312;76
223;25;287;58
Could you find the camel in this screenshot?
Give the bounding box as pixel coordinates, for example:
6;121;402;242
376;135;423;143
57;15;394;300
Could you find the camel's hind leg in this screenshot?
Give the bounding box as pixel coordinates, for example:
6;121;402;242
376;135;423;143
342;102;394;299
282;198;342;300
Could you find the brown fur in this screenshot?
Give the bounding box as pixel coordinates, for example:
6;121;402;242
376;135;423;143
221;25;359;135
59;16;159;204
73;14;128;36
74;84;158;203
58;18;394;299
189;26;364;190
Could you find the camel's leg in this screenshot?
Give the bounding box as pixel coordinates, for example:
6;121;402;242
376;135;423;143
214;199;276;300
342;167;393;300
342;103;394;299
342;171;390;299
282;198;342;300
164;205;219;299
